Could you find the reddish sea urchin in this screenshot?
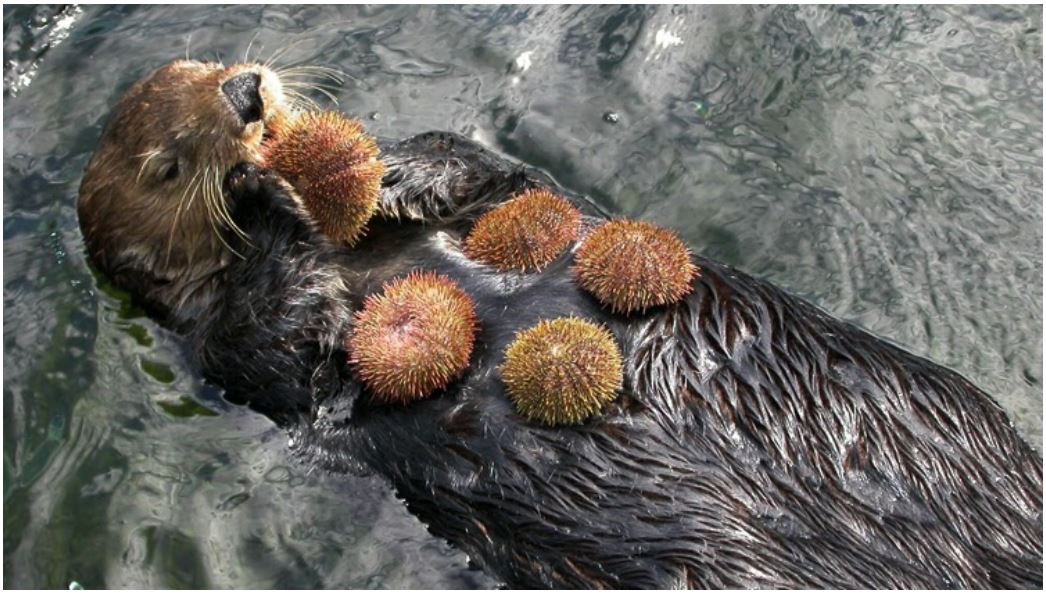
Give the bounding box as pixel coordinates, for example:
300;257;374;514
262;110;385;246
574;220;697;314
501;317;623;427
348;272;477;404
463;188;581;272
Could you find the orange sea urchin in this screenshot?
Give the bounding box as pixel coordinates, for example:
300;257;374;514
348;272;477;404
463;188;581;272
574;220;697;314
501;317;623;426
262;110;385;246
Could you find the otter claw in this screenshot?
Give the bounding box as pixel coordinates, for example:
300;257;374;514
224;162;263;199
222;162;317;248
224;163;289;211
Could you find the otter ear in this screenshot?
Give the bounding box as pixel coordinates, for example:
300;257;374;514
157;158;180;183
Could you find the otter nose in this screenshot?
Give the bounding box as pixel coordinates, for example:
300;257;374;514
221;72;263;125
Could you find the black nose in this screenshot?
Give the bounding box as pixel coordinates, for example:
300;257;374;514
221;72;263;124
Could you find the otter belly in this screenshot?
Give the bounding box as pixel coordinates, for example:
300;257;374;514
199;135;1042;589
300;214;1043;589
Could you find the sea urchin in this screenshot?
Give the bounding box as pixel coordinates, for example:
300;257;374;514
348;272;477;404
262;110;385;246
501;317;623;426
574;220;697;314
463;188;581;272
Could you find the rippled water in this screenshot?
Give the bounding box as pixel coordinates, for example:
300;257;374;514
3;4;1042;589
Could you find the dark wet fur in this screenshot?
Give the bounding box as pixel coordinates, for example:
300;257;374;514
118;132;1042;587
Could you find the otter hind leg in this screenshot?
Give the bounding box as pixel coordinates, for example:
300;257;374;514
378;131;534;222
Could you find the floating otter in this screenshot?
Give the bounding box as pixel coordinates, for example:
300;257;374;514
78;60;1043;588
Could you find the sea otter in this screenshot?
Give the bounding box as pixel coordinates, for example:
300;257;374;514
78;59;1043;588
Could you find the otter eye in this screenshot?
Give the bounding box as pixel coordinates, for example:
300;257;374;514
160;161;179;182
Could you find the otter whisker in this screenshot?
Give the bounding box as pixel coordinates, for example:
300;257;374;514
201;166;245;259
204;165;236;234
281;97;306;112
135;149;163;186
285;98;314;114
283;93;317;113
296;66;350;82
212;171;250;243
170;173;204;267
165;166;204;267
205;202;238;257
278;73;347;90
276;62;345;75
208;165;252;247
275;64;348;84
182;166;205;215
309;85;340;106
244;30;262;64
282;81;339;106
282;89;333;111
285;96;310;112
262;38;311;70
281;77;344;96
263;45;294;70
279;75;346;96
282;88;322;112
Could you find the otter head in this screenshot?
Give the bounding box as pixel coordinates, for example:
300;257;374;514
78;60;291;322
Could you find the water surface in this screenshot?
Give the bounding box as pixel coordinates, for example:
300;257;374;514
4;4;1042;588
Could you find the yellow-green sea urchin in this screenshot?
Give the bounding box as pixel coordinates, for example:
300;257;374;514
574;220;697;314
501;317;623;426
463;188;581;272
348;272;477;404
262;110;385;246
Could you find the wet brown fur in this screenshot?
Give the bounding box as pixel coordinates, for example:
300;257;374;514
77;60;290;327
77;60;1043;588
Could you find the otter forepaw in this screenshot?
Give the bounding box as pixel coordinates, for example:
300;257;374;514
379;132;533;221
224;162;264;199
224;162;300;223
221;162;321;254
224;163;289;206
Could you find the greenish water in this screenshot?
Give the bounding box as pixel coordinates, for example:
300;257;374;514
3;4;1042;588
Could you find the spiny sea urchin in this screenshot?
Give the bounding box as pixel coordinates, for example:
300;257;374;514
501;317;623;427
463;188;581;272
262;110;385;246
348;271;477;404
574;220;697;314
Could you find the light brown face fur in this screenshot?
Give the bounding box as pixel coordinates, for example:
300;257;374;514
78;60;291;313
